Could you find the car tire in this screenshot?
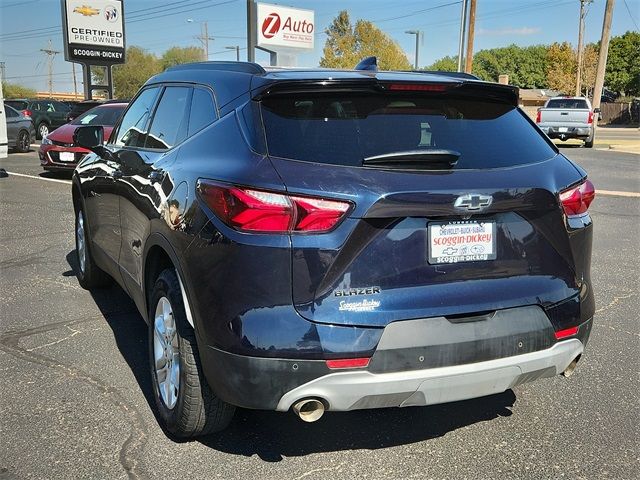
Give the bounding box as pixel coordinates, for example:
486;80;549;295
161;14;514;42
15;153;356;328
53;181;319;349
37;122;49;140
584;135;594;148
75;207;111;289
149;268;235;438
15;130;31;153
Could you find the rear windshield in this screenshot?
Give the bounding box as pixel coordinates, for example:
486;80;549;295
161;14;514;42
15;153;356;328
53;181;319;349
5;100;28;110
72;106;125;126
546;99;589;109
260;93;556;169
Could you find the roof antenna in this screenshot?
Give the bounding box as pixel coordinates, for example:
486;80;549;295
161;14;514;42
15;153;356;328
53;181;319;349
355;56;378;72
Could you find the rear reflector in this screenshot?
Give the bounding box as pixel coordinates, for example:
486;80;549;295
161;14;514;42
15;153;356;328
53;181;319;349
387;83;450;92
555;326;579;340
326;357;370;369
559;179;595;217
197;180;351;233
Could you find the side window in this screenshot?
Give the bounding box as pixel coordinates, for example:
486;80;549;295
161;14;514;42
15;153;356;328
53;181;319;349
188;87;217;136
44;102;55;112
32;102;41;111
5;107;18;118
145;86;190;150
113;87;160;147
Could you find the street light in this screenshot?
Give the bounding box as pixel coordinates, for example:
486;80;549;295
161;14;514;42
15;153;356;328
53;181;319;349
405;30;421;70
225;45;240;62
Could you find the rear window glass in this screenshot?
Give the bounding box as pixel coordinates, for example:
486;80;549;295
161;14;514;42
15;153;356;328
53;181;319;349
546;99;589;109
72;106;125;126
260;93;556;169
6;100;28;110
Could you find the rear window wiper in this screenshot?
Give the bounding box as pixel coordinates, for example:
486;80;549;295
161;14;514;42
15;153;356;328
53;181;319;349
363;149;460;170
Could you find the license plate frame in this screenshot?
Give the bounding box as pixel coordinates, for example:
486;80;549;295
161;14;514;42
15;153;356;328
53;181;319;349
59;151;75;162
428;220;497;264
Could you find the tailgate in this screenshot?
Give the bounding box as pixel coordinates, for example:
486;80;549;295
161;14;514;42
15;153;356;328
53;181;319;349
540;108;590;125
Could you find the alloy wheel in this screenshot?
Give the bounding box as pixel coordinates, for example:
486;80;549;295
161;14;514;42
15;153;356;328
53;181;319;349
76;210;86;274
153;296;180;409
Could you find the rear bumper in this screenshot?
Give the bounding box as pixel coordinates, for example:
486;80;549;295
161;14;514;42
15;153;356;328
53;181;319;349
540;126;592;140
201;313;592;411
276;338;583;412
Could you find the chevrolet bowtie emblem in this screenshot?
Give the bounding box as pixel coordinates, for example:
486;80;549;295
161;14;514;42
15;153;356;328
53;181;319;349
73;5;100;16
454;194;493;211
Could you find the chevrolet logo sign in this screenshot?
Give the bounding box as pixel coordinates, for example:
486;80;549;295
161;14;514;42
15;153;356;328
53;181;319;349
73;5;100;16
454;194;493;211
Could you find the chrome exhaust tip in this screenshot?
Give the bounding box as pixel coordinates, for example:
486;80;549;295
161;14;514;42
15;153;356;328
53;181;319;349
292;398;325;422
562;355;581;377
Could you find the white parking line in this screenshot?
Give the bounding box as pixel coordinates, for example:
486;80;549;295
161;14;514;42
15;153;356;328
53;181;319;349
1;171;638;197
598;190;640;198
3;171;72;185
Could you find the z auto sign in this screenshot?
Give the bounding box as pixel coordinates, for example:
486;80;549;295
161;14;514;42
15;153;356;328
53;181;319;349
257;3;314;50
62;0;126;65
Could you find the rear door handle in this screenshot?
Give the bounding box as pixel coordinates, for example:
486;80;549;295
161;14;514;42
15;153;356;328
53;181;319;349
110;170;123;179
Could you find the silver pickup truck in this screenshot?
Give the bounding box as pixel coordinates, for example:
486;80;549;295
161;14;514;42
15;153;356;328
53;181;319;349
535;96;600;148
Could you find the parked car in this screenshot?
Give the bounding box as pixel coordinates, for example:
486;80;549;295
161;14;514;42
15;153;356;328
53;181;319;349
4;98;71;139
535;96;599;148
72;60;595;438
39;102;127;172
4;103;35;153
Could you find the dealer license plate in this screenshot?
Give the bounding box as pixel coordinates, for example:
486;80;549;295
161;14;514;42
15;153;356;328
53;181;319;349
59;151;75;162
428;220;497;264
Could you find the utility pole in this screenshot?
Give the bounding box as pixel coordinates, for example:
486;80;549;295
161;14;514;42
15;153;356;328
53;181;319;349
40;39;60;97
592;0;616;111
189;19;214;60
575;0;592;96
457;0;469;72
0;62;5;83
464;0;477;73
405;30;421;69
71;63;78;100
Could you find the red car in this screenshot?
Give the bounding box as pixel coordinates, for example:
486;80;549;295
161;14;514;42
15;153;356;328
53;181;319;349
39;102;127;172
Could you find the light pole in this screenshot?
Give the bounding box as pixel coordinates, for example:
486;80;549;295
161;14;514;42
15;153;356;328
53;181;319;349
225;45;240;61
187;18;214;61
405;30;421;70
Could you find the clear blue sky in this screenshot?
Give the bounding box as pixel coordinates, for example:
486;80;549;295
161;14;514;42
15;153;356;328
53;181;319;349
1;0;638;92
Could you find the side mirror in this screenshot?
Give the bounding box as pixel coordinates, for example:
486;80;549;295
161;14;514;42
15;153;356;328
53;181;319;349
73;125;104;150
594;107;601;114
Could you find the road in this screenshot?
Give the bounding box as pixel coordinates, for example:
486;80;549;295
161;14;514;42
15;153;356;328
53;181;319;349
0;147;638;480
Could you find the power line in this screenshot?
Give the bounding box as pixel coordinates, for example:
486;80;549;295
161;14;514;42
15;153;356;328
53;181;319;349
623;0;640;30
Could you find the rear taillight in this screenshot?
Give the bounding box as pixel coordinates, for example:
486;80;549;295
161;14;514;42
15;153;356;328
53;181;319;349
197;180;351;233
535;110;541;123
587;111;594;124
23;109;32;118
559;179;595;217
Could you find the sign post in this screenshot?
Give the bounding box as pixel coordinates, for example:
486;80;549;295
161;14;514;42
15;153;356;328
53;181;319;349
61;0;126;99
250;2;314;66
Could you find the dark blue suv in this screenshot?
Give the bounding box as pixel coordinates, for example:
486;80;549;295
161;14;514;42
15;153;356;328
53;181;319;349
71;61;595;437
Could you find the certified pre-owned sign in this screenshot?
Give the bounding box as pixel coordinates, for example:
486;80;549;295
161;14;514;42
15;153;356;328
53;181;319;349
256;2;314;51
62;0;126;65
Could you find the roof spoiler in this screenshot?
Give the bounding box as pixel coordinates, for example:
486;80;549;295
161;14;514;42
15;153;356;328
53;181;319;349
165;61;266;75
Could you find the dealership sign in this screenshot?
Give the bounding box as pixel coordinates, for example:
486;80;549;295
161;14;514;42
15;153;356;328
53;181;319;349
256;2;314;50
61;0;126;65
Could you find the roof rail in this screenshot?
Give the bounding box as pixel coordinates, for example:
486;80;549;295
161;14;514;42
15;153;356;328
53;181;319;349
354;56;378;72
165;61;266;75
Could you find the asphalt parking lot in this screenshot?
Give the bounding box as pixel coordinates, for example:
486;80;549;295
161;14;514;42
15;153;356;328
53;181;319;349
0;143;638;479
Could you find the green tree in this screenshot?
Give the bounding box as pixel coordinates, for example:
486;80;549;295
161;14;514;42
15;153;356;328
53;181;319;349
112;46;161;98
546;42;576;94
2;82;37;98
160;46;204;69
604;31;640;96
320;11;411;70
472;44;548;87
424;56;457;72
